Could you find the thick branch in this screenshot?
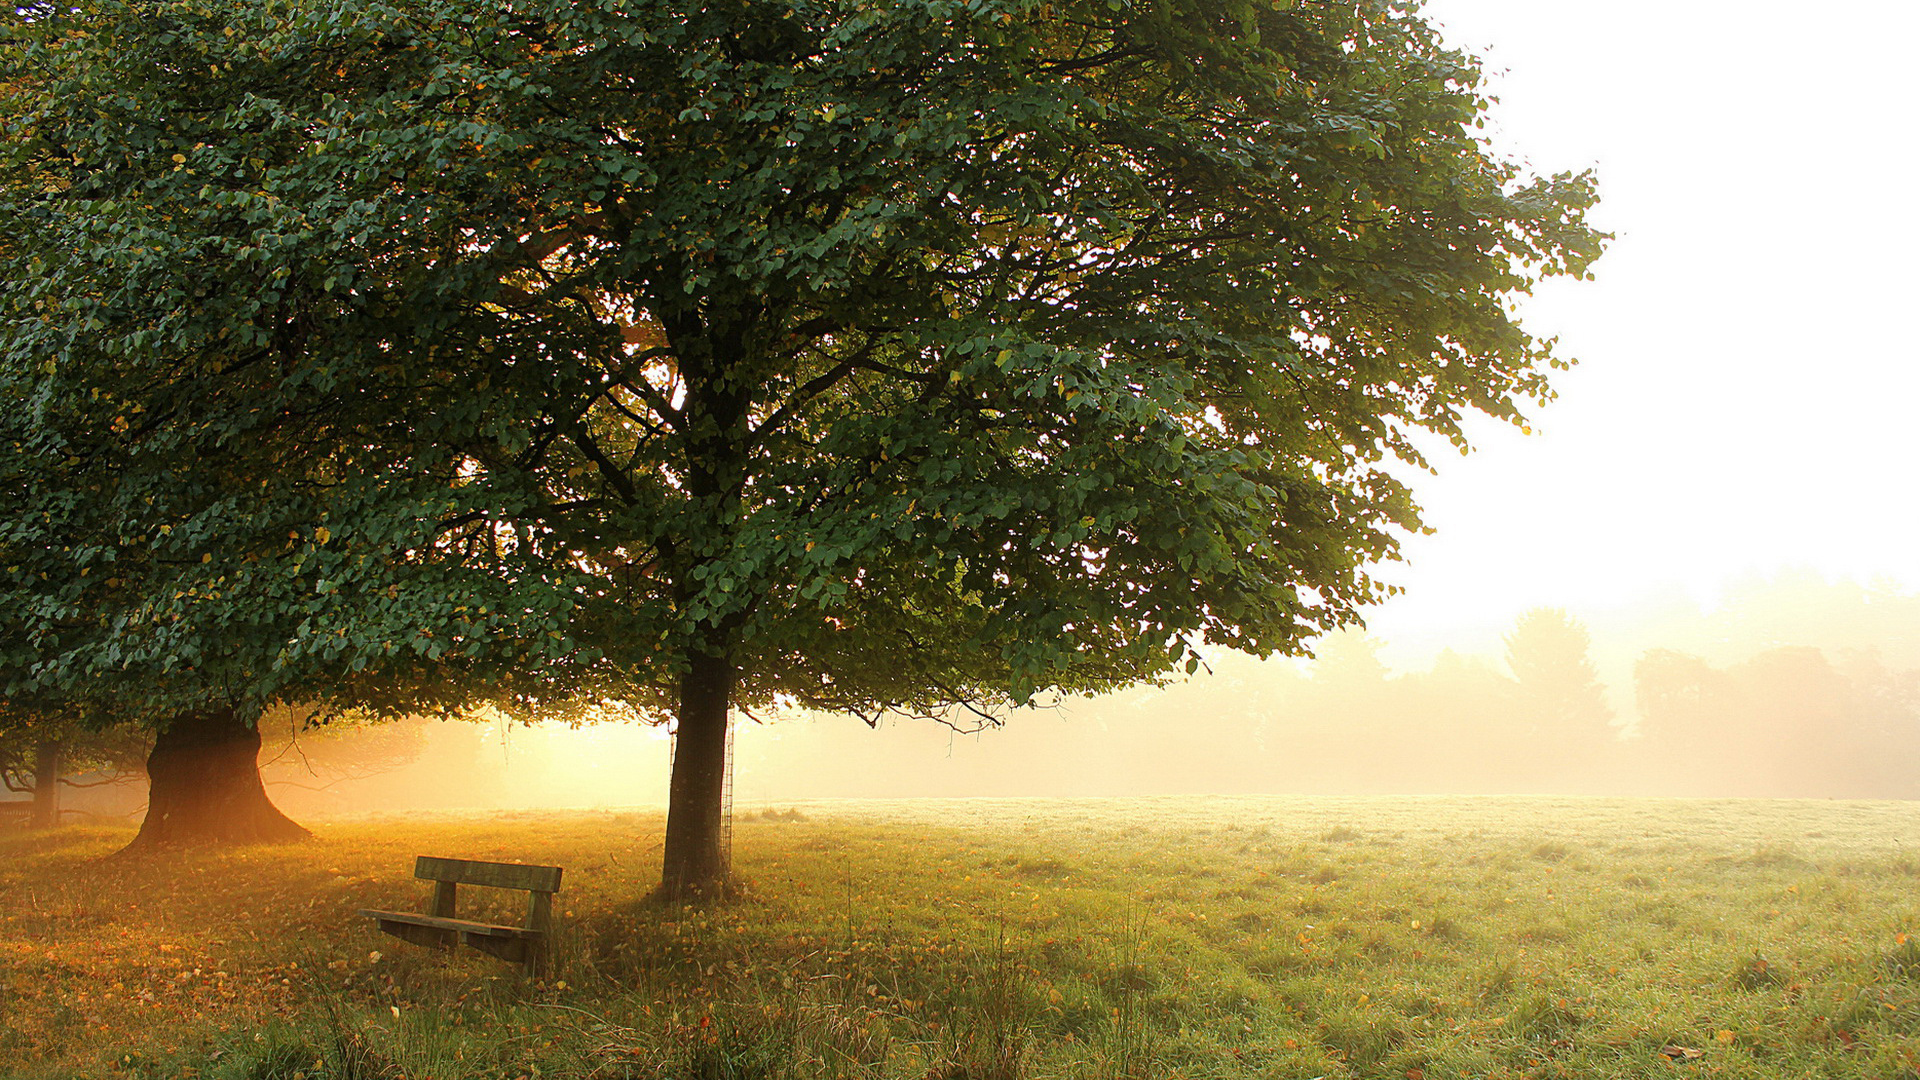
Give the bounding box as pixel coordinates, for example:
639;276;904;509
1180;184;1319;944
747;358;861;450
566;427;640;504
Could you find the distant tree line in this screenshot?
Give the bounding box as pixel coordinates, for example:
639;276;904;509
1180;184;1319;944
718;575;1920;801
1634;646;1920;798
1097;578;1920;799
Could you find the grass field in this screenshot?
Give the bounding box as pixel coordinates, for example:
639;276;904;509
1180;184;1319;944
6;796;1920;1079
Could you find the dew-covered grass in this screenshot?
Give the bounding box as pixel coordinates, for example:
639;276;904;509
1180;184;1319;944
6;796;1920;1079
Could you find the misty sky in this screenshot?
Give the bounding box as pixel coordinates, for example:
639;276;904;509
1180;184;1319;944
1365;0;1920;655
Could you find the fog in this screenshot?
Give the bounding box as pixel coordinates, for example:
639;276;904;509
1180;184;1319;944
180;566;1912;820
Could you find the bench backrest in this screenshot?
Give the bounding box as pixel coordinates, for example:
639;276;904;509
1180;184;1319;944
414;856;563;894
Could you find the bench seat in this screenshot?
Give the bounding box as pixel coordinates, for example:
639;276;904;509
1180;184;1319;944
357;909;545;939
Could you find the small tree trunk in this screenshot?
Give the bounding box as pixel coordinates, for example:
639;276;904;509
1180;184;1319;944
29;738;63;829
122;706;309;853
659;651;733;900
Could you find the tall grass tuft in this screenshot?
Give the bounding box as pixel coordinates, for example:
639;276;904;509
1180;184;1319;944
1098;906;1153;1080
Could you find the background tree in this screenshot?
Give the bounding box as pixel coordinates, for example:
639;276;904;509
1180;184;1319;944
1504;607;1614;782
0;710;148;828
1506;609;1610;727
2;0;1601;893
0;0;620;850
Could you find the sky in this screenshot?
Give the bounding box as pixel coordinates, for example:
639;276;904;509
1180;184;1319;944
1360;0;1920;653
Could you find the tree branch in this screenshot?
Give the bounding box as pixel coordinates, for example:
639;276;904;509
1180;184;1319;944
747;358;861;450
566;427;640;505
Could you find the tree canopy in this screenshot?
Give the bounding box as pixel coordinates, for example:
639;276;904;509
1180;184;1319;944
1;0;1601;885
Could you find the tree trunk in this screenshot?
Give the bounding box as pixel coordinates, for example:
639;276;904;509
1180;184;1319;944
659;651;733;900
122;706;309;853
29;738;63;829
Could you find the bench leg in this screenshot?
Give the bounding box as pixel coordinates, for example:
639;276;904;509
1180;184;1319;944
461;931;545;977
525;891;553;979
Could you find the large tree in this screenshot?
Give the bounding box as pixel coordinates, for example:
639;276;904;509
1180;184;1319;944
2;0;1601;893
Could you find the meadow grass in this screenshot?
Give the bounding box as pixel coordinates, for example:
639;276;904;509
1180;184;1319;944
6;796;1920;1079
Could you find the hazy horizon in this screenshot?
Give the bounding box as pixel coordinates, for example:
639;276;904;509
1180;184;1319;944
129;563;1899;817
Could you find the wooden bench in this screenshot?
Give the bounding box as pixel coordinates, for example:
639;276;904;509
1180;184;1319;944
358;856;563;977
